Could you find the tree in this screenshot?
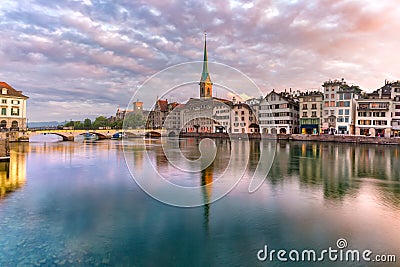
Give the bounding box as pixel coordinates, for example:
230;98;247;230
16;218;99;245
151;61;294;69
92;116;110;129
83;118;92;129
124;112;144;129
73;121;84;130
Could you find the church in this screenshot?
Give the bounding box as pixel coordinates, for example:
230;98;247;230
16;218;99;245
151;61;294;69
180;34;258;134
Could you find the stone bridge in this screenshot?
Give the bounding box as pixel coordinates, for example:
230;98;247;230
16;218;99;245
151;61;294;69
0;129;169;142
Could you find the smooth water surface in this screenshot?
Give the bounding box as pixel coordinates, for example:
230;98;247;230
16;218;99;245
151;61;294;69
0;139;399;266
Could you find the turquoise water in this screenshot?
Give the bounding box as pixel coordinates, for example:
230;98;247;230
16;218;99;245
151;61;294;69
0;139;399;266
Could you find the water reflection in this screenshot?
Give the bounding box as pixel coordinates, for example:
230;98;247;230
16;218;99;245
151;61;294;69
201;165;213;233
0;144;27;198
268;141;400;205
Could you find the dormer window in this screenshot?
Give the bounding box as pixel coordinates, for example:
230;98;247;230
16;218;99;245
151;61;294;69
1;88;7;95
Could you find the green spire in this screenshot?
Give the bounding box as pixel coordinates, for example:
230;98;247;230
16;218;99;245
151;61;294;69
201;33;211;82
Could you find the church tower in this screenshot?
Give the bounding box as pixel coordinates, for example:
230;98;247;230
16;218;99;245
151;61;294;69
199;33;212;98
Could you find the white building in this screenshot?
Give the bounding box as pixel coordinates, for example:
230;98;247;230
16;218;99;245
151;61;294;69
0;82;28;131
212;100;232;133
322;79;362;134
258;90;299;134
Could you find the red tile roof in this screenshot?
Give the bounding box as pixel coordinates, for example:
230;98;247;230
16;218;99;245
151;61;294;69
156;99;168;112
0;82;29;98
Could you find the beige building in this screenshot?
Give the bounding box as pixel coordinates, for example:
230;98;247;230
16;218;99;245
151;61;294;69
355;86;392;137
298;91;323;134
146;99;179;129
231;101;258;133
0;82;28;131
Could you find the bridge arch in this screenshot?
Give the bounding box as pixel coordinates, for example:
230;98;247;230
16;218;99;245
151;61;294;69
77;132;108;140
145;131;161;138
30;132;72;141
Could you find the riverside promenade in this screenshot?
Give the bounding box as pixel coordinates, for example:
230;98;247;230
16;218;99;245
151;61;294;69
180;132;400;145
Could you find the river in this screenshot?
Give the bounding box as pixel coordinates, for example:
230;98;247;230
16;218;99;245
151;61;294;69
0;138;399;266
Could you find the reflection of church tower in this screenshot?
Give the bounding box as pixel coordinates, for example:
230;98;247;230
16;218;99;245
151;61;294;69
199;33;213;98
201;164;213;233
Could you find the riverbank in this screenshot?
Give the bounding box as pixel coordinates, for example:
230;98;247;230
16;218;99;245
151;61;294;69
290;134;400;145
179;132;400;145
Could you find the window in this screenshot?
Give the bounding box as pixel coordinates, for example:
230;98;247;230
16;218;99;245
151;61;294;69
345;118;349;123
1;88;7;95
345;109;350;115
331;94;335;99
1;99;6;104
11;108;19;116
312;111;317;117
303;104;308;109
344;101;350;107
338;109;343;115
12;100;20;105
303;112;308;117
311;104;317;109
1;108;5;116
325;94;329;99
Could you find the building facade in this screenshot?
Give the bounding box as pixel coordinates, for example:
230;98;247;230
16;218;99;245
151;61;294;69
388;81;400;136
258;90;299;134
322;79;362;134
298;91;323;134
146;99;179;129
355;85;392;137
0;82;28;131
231;102;258;133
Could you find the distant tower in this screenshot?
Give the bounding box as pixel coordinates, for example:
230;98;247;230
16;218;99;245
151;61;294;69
199;33;212;98
133;101;143;111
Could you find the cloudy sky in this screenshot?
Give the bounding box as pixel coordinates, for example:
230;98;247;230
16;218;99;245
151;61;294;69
1;0;399;121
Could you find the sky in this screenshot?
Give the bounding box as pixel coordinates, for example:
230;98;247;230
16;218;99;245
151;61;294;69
1;0;400;121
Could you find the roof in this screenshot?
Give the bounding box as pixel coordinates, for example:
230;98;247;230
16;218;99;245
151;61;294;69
264;90;298;104
0;82;29;98
156;99;168;112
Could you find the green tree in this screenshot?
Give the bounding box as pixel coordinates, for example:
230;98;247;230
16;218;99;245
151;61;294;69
92;116;110;129
63;120;74;128
83;118;92;129
73;121;84;130
111;120;123;129
124;113;144;129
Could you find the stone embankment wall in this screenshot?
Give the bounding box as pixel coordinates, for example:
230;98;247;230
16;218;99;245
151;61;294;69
290;134;400;145
179;133;400;145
